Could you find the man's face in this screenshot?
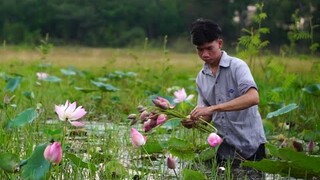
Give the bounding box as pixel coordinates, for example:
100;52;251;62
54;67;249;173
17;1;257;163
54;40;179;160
196;39;223;65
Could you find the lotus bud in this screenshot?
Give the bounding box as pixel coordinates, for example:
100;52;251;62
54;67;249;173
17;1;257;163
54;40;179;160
3;94;15;105
137;105;147;113
127;114;137;120
44;142;63;165
128;114;138;125
130;128;147;147
156;114;167;125
148;112;158;121
144;119;152;132
139;110;150;122
307;140;316;153
207;133;223;147
292;139;303;152
144;118;157;132
167;155;176;169
152;96;172;109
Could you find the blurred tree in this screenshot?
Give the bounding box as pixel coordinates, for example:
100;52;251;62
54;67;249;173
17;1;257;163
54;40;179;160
0;0;318;52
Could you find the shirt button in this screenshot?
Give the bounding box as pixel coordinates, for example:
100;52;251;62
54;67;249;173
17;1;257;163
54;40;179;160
218;99;221;102
222;116;224;119
215;81;218;84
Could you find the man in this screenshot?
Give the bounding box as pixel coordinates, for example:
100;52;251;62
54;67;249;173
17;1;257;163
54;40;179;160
186;18;267;177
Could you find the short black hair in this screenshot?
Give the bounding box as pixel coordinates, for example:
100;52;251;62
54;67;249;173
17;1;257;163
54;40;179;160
190;18;222;46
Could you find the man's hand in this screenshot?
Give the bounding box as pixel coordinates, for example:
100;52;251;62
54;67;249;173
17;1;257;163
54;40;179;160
181;117;197;129
190;106;213;120
181;114;212;129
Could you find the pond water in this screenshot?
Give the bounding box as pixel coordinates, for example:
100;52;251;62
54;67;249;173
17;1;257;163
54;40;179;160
62;121;285;179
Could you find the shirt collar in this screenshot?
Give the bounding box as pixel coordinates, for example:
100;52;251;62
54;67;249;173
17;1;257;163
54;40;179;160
201;51;231;75
219;51;231;67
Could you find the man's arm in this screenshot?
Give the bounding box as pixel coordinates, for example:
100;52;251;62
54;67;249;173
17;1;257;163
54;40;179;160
190;88;259;119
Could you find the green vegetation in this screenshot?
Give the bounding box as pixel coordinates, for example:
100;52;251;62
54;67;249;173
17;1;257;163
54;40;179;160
0;0;319;54
0;2;319;179
0;41;319;179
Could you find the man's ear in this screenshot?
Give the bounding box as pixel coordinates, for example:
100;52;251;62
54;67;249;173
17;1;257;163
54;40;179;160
218;39;223;48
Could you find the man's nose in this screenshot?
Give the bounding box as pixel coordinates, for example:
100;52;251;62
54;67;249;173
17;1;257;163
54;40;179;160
201;50;209;58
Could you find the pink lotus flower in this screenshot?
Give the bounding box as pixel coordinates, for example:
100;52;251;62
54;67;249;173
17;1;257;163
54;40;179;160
207;133;223;147
152;96;173;109
36;72;49;80
44;142;62;165
166;155;176;169
55;100;86;127
156;114;167;125
173;88;194;103
131;128;147;147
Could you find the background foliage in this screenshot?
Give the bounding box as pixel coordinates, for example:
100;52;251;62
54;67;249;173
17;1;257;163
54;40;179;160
0;0;319;53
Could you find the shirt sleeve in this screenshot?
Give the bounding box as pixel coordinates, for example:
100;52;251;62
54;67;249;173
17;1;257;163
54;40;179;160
196;74;210;107
196;84;207;107
235;61;258;95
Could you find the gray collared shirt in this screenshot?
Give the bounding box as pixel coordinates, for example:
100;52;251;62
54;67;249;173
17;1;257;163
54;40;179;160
196;51;266;159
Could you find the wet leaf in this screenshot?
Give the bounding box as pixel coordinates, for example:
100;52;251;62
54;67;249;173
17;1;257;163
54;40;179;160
7;108;38;129
75;86;98;93
244;145;320;178
91;80;119;92
161;118;181;129
5;76;22;92
242;159;289;175
197;147;216;161
21;143;51;180
266;143;280;157
43;76;62;82
168;137;194;160
278;148;320;174
144;138;163;154
266;103;298;119
61;68;76;76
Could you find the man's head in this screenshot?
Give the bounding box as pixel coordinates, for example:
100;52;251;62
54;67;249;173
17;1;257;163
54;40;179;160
190;18;222;46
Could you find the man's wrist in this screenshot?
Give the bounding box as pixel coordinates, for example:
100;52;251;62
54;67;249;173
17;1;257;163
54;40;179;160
208;105;216;113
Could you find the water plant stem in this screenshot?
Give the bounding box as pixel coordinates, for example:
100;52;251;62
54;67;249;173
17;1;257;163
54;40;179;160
198;118;218;133
142;146;156;170
173;169;178;179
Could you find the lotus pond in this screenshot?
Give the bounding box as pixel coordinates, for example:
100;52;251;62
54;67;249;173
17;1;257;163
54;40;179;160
0;46;320;179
